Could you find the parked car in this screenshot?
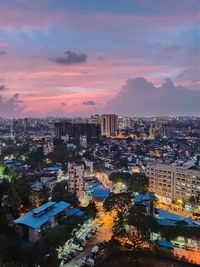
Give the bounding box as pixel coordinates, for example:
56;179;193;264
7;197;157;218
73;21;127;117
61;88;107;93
91;245;99;254
74;259;85;267
85;258;95;266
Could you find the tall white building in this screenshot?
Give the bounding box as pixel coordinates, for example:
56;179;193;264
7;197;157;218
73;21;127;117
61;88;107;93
68;162;84;199
147;160;200;202
100;114;118;136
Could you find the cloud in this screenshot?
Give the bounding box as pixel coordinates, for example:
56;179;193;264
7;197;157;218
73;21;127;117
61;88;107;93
49;50;87;65
0;84;8;91
0;51;6;56
104;77;200;116
0;93;24;118
61;102;67;106
82;100;96;105
177;68;200;82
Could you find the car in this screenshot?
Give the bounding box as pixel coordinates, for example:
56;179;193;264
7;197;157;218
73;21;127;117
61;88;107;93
71;243;83;251
91;245;99;254
74;259;85;267
65;238;73;246
85;258;95;266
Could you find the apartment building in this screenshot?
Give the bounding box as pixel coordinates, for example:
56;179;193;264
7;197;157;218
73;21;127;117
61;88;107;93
100;114;118;136
68;162;84;199
147;160;200;202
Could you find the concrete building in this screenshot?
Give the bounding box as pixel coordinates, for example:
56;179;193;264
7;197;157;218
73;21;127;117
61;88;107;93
100;114;118;136
79;135;87;148
118;116;134;132
90;114;101;124
147;160;200;202
149;122;165;139
54;121;100;140
40;176;57;192
30;181;44;208
68;162;84;199
14;201;70;243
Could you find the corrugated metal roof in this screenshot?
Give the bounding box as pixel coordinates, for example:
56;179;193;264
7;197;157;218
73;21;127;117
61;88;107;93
14;201;70;229
92;189;110;198
68;208;85;217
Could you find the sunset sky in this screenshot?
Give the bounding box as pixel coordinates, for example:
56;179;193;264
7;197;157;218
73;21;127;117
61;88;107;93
0;0;199;117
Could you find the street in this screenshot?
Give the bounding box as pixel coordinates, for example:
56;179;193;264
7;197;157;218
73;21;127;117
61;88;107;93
63;211;115;267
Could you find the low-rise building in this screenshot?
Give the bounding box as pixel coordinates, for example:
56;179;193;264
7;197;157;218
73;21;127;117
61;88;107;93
14;201;70;243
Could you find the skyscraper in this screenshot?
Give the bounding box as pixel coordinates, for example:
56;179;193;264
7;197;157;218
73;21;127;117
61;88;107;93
100;114;118;136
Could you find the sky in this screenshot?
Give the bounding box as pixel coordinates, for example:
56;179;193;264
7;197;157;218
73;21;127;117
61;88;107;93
0;0;199;117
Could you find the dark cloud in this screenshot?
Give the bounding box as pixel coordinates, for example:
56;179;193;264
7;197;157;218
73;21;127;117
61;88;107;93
0;93;24;117
0;51;6;56
0;84;8;91
104;77;200;116
49;50;87;65
82;100;96;105
61;102;67;106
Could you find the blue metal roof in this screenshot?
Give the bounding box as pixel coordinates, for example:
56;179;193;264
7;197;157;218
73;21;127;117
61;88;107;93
92;189;110;198
32;201;55;214
157;240;172;249
68;208;85;217
156;209;197;228
134;193;152;203
44;166;62;172
14;201;70;229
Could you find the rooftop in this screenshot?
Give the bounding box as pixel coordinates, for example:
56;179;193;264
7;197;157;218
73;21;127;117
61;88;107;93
134;192;153;203
68;208;85;217
14;201;70;229
155;209;198;228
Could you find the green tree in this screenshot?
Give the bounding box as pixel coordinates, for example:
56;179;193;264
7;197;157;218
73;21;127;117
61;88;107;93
103;192;132;213
86;201;97;220
52;181;80;207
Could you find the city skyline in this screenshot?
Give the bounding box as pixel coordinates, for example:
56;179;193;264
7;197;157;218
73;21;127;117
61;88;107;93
0;0;199;117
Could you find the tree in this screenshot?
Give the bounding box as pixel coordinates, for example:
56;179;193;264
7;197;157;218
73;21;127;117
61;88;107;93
121;229;147;251
86;201;97;220
103;192;132;214
127;206;159;235
107;236;121;254
52;181;80;207
109;172;148;193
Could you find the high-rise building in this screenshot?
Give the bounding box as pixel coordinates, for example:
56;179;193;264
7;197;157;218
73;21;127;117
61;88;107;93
149;122;165;139
90;114;101;124
118;116;134;132
54;122;100;140
100;114;118;136
147;160;200;202
79;135;87;148
68;162;84;199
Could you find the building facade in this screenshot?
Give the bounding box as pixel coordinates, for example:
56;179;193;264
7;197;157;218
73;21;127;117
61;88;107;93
100;114;118;136
147;161;200;202
14;201;70;242
68;162;84;199
55;122;100;140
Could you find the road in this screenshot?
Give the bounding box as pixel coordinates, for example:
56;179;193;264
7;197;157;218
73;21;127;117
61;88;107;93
95;171;120;193
63;211;115;267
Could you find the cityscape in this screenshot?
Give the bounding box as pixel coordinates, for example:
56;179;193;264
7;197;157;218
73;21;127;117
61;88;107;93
0;0;200;267
0;115;200;266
